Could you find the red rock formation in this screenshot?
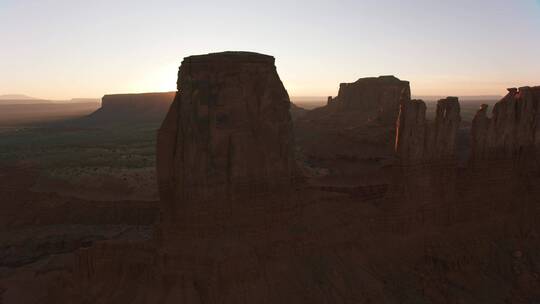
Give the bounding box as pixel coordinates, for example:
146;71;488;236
153;52;304;303
471;86;540;162
329;75;410;123
10;54;540;304
156;52;296;224
294;76;410;184
395;92;461;164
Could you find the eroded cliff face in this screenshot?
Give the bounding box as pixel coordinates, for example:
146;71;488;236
330;75;410;123
156;52;296;224
294;76;411;183
391;92;461;207
395;91;461;165
471;87;540;162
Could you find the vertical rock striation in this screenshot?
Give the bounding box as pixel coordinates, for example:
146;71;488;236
153;51;302;304
393;92;461;206
471;86;540;162
395;91;461;165
157;52;296;223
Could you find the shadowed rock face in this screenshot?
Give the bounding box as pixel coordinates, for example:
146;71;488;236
392;92;461;207
395;91;461;164
157;51;296;223
330;75;410;123
293;76;410;184
471;86;540;162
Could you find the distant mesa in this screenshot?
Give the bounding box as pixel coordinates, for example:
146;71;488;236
325;75;410;124
80;92;176;125
293;75;410;180
0;94;37;100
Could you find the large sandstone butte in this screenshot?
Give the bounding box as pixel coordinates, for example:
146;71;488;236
327;75;410;123
157;52;296;224
294;76;410;184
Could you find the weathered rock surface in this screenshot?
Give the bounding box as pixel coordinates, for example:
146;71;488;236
157;52;296;223
328;75;410;123
396;92;461;164
294;76;410;185
471;86;540;162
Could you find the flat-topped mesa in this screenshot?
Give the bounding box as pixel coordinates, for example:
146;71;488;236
331;75;410;123
86;92;175;123
470;86;540;162
395;91;461;165
156;51;295;223
101;92;175;111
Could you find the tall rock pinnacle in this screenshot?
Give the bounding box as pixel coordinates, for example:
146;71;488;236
395;90;461;164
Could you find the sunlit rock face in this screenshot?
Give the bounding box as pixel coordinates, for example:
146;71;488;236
471;86;540;162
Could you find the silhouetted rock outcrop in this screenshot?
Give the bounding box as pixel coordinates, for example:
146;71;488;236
471;86;540;162
294;76;410;183
81;92;175;125
157;51;296;222
396;91;461;164
329;75;410;123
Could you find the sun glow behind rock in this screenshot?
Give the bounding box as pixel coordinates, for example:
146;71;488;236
129;62;179;94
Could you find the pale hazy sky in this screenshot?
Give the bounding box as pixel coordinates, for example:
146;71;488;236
1;0;540;99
